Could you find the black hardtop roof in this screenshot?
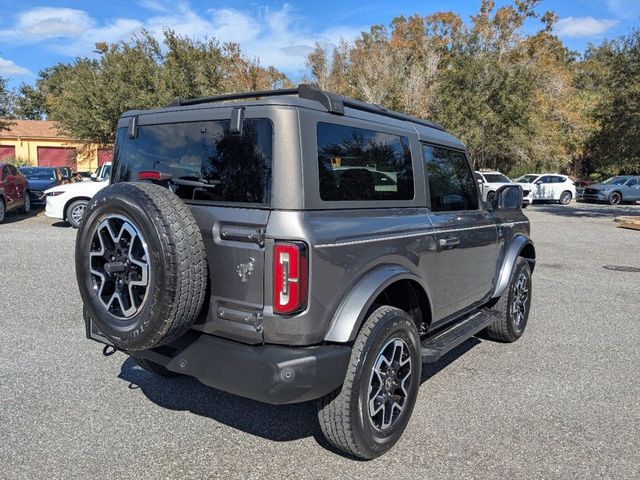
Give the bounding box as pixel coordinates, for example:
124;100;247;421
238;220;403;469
121;84;465;149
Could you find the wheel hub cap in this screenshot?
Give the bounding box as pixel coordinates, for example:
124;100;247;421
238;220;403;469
72;204;86;223
89;215;150;319
512;272;529;329
368;338;412;431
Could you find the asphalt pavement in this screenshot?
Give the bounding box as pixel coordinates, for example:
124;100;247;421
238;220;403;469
1;202;639;479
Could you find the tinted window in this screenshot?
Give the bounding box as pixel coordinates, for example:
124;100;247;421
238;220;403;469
317;123;414;201
6;165;18;176
1;165;9;178
422;144;478;211
113;119;273;204
483;173;511;183
551;176;566;183
516;175;539;183
627;178;638;186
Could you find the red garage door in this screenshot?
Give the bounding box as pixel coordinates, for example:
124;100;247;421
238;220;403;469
0;145;15;160
37;147;77;170
97;148;113;166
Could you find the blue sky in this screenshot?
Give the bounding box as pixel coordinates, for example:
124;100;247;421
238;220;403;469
0;0;638;88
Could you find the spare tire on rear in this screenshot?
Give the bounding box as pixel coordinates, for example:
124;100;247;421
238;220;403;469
76;182;207;351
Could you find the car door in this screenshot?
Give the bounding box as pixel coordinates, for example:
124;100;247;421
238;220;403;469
534;175;552;199
6;165;26;204
1;164;17;208
552;175;569;199
422;144;500;321
625;177;640;200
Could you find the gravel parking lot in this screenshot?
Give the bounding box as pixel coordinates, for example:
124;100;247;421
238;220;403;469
1;202;639;479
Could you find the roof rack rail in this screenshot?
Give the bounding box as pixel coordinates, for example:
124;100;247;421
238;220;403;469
166;84;444;131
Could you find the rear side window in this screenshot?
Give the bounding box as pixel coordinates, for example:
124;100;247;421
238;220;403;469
422;144;479;212
113;119;273;204
317;123;414;201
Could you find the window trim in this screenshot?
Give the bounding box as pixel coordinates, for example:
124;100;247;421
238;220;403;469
420;141;481;213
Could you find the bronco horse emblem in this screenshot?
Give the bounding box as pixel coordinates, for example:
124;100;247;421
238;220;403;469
236;257;255;283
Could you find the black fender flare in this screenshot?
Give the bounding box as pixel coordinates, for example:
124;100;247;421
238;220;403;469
323;264;433;343
492;234;535;298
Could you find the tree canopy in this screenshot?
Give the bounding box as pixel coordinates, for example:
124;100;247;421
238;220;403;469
3;1;638;177
7;30;290;145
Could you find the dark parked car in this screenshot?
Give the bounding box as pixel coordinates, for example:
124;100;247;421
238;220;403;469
77;84;535;459
0;162;31;223
580;176;640;205
18;167;65;204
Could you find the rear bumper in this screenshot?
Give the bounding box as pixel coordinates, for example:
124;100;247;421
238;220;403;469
87;317;351;405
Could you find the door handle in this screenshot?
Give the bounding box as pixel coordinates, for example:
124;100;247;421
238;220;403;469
439;236;460;249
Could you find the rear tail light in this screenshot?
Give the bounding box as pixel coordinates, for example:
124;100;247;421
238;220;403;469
273;241;308;314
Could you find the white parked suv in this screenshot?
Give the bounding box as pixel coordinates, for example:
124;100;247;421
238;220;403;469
515;173;575;205
476;170;530;207
44;162;111;227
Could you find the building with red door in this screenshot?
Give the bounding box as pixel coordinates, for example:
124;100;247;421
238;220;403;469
0;120;112;172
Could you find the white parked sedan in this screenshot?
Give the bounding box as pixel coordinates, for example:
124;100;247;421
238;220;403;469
44;162;111;227
515;173;576;205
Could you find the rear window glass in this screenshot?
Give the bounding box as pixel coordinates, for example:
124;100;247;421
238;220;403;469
113;119;273;204
317;123;414;201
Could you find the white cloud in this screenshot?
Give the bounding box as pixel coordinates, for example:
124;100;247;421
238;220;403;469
0;57;31;75
0;3;364;76
555;16;618;38
0;7;94;42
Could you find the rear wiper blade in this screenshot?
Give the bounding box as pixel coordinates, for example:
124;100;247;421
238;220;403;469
171;177;221;188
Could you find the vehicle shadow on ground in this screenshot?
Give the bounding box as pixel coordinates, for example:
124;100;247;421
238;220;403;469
1;209;40;224
51;221;70;228
528;202;640;219
117;337;481;457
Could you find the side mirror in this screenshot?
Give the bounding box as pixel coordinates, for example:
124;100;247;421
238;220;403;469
492;184;523;210
90;173;98;181
534;180;542;185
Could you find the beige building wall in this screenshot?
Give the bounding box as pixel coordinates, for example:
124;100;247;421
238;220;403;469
0;136;100;171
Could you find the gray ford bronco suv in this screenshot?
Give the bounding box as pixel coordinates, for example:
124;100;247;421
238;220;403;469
76;84;534;459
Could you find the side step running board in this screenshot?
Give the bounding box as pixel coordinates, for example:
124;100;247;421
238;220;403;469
421;309;501;363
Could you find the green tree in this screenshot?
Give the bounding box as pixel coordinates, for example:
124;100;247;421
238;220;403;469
583;31;640;174
0;76;15;131
23;30;290;145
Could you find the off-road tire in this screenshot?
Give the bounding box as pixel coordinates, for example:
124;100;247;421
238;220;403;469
76;182;207;351
316;306;421;459
485;257;532;342
131;355;178;377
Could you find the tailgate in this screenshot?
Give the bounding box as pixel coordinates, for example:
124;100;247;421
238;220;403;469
189;205;270;344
